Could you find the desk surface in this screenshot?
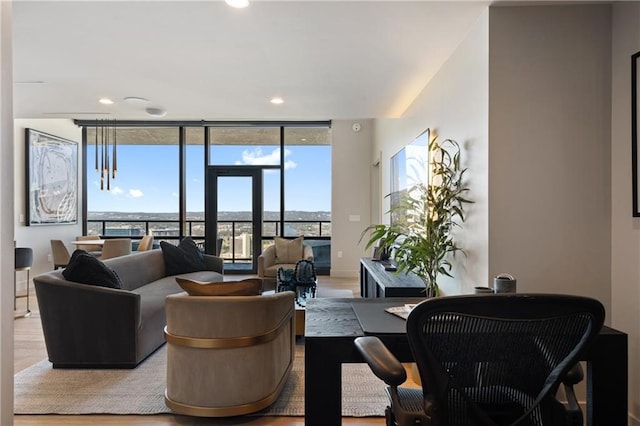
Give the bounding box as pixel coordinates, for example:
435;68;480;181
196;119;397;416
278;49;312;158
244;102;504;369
304;297;628;426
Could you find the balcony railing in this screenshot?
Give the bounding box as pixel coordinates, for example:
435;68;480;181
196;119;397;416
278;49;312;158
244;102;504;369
86;219;331;272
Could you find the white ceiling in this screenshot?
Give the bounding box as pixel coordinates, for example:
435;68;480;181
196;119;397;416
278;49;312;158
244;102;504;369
12;1;489;121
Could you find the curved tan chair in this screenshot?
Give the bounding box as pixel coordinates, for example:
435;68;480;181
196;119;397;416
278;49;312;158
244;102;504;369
257;240;314;292
75;235;102;256
164;290;295;417
137;235;154;251
50;240;71;270
100;238;132;260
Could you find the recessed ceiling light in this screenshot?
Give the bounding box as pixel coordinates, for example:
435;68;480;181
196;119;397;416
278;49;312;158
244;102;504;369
99;98;114;105
270;97;284;105
226;0;249;8
146;107;167;118
123;96;150;105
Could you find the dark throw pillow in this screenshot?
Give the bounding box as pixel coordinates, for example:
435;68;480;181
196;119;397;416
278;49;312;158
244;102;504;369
62;249;123;289
160;237;206;276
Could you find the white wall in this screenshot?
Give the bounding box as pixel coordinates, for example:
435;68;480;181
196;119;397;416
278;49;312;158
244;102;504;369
373;10;490;295
13;119;83;282
611;2;640;423
488;5;612;304
330;119;373;277
0;2;14;423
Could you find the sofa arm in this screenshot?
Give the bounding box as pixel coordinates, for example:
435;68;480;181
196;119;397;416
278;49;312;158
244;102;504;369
258;245;277;278
33;276;141;367
202;254;224;274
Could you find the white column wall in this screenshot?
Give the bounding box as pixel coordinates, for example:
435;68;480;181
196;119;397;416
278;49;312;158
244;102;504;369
0;1;14;424
331;119;373;278
611;2;640;423
488;5;612;304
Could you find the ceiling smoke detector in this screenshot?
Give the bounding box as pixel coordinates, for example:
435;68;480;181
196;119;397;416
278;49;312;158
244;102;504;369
145;107;167;118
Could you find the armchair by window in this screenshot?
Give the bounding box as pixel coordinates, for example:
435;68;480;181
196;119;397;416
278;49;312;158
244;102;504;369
258;237;313;292
164;289;296;416
355;294;604;426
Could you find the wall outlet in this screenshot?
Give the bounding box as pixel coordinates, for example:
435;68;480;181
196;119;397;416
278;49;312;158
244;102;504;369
47;254;52;262
19;213;24;224
337;251;343;258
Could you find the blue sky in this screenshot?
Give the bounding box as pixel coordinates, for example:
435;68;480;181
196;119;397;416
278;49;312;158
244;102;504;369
87;144;331;213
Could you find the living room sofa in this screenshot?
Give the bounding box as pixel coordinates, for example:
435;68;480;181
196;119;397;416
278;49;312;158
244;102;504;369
33;249;224;369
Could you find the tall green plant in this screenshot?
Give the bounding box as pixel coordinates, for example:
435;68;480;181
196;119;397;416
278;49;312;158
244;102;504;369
361;137;472;297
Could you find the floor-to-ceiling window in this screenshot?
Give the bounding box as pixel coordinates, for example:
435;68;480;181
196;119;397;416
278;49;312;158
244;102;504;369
79;121;331;273
284;127;331;272
85;126;180;248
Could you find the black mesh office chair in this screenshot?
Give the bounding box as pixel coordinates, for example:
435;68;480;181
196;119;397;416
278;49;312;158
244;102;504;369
355;294;605;426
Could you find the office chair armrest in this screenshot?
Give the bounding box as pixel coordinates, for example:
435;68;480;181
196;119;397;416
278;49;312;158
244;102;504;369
562;363;584;426
354;336;407;387
562;363;584;386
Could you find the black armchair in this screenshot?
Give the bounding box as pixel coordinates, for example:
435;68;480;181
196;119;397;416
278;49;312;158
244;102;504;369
355;294;604;426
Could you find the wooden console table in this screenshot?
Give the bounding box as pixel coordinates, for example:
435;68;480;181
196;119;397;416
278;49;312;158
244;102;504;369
360;257;426;298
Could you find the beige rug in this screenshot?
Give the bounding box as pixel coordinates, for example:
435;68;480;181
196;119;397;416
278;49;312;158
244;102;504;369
14;343;388;417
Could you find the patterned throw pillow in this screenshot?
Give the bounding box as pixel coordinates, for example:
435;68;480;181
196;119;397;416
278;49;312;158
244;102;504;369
160;237;206;276
274;236;303;264
62;249;123;289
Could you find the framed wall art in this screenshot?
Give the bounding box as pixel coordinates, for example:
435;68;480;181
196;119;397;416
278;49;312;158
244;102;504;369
25;128;78;225
633;50;640;217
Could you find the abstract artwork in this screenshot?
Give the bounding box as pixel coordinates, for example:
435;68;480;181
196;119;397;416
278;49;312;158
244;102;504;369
25;128;78;225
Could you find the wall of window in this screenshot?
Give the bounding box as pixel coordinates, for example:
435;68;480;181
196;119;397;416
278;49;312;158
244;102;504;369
80;121;331;270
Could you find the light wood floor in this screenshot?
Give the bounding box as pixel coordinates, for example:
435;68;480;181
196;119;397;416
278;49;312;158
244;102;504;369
13;276;386;425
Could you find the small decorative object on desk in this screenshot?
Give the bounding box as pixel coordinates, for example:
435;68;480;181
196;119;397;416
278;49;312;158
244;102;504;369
385;304;417;320
494;273;516;293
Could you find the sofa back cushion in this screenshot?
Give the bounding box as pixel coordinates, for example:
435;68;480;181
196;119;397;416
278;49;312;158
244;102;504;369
160;237;206;276
103;250;166;291
274;236;304;264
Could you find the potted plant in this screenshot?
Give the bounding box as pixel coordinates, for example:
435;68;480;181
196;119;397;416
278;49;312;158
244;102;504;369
361;137;472;297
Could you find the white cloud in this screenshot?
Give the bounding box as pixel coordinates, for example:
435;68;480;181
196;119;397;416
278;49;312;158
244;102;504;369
111;186;124;195
171;192;179;198
129;189;144;198
237;147;297;170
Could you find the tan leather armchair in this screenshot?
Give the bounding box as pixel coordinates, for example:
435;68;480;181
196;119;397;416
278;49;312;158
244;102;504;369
257;241;314;292
164;290;295;417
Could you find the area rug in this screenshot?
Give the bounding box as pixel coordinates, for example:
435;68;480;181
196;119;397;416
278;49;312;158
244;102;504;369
14;344;387;417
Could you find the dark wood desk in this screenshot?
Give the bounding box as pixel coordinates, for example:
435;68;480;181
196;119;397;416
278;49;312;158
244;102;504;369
304;298;628;426
360;257;426;298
